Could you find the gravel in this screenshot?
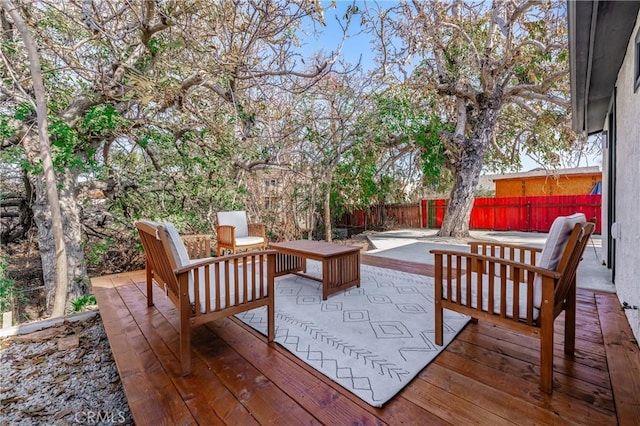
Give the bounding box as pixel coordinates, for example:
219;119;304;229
0;314;133;425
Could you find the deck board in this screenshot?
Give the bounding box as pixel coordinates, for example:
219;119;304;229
92;253;640;425
596;293;640;425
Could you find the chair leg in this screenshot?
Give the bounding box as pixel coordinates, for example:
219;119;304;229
145;260;154;307
540;315;554;394
564;278;577;355
179;301;191;376
267;299;275;342
435;300;444;346
434;255;444;346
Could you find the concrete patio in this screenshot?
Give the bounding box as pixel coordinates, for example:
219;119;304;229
364;228;615;294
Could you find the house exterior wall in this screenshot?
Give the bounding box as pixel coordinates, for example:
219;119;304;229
602;121;610;266
607;11;640;341
494;172;601;197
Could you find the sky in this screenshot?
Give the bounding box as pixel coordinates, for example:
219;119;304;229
299;1;378;71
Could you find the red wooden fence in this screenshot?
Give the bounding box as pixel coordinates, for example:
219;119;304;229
339;195;602;234
427;195;602;233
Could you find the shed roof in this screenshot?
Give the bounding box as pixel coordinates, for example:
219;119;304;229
490;166;601;181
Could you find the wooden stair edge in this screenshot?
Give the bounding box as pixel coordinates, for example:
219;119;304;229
93;277;197;426
595;292;640;423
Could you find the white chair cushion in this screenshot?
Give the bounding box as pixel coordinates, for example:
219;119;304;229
533;213;586;307
443;274;540;321
235;236;264;246
217;211;249;238
159;222;191;268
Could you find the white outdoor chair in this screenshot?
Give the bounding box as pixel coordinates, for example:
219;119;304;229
215;211;266;256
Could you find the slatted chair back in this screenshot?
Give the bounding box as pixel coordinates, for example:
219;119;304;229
136;220;181;305
181;234;212;259
553;220;596;315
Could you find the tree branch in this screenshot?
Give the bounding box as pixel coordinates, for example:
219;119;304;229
235;61;328;80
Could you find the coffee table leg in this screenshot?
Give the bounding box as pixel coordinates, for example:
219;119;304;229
322;259;328;300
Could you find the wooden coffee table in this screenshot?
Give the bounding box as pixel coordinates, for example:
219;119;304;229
270;240;361;300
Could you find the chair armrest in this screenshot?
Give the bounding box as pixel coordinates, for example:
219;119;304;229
430;249;561;279
216;225;236;245
175;250;278;274
247;223;266;239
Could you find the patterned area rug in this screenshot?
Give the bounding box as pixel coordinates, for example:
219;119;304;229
236;261;470;407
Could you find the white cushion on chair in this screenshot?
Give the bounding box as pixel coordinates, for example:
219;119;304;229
236;236;265;246
533;213;586;308
160;222;191;268
217;211;249;237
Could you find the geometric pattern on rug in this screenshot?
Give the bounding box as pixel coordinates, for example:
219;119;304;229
236;261;470;407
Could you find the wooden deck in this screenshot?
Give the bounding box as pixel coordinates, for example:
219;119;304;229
92;254;640;425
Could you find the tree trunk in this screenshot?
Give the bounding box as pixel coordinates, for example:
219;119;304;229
323;173;333;242
307;188;316;241
438;149;484;237
30;168;88;308
439;106;500;237
2;0;72;316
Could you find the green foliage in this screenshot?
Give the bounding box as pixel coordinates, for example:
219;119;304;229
415;114;450;186
0;116;17;140
105;125;242;233
0;254;21;313
14;102;34;120
81;104;128;135
84;239;113;266
371;90;447;185
49;117;92;171
70;294;97;313
332;147;380;217
328;88;449;222
1;38;19;55
344;4;360;19
148;38;161;56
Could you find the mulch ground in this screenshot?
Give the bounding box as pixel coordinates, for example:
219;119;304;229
0;314;133;425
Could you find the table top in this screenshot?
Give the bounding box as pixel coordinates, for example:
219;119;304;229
269;240;361;257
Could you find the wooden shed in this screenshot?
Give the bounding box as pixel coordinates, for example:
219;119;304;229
493;166;601;197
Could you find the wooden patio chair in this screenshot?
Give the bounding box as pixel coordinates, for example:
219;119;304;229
430;213;595;394
180;233;213;259
135;220;275;375
215;211;266;256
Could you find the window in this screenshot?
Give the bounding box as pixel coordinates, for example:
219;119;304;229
635;28;640;92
